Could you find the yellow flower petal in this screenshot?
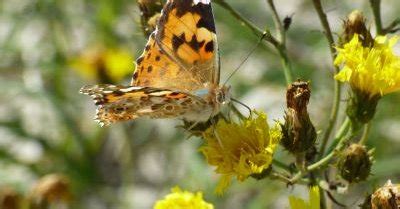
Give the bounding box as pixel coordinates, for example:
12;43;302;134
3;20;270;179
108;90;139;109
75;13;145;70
154;186;213;209
200;111;281;194
334;34;400;96
289;186;320;209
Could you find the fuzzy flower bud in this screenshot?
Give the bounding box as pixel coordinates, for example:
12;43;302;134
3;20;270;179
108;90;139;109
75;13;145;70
0;187;21;209
29;174;71;209
337;144;373;183
138;0;163;36
370;180;400;209
280;80;316;154
341;10;373;47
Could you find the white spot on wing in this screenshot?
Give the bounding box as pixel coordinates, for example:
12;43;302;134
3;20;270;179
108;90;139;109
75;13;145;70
193;0;210;5
120;86;143;92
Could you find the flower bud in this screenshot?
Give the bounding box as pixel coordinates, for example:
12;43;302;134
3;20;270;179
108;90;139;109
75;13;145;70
346;89;380;129
341;10;373;47
337;144;372;183
280;80;317;154
138;0;163;36
29;174;71;208
0;187;21;209
370;180;400;209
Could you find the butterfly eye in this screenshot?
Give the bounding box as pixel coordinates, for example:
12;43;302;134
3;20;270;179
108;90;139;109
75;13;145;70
216;92;225;104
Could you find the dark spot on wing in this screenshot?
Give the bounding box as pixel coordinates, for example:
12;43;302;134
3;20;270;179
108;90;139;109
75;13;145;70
136;57;144;65
172;33;185;52
205;41;214;52
147;66;153;73
188;34;205;51
155;55;161;61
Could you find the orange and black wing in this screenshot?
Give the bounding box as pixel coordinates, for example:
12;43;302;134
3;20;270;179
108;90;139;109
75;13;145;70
132;0;219;91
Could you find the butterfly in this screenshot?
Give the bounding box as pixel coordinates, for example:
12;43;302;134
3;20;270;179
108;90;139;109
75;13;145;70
80;0;230;126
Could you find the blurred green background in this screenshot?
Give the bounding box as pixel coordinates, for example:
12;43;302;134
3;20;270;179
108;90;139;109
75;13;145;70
1;0;400;208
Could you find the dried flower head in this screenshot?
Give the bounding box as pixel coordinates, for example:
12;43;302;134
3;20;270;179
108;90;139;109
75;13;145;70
337;144;373;183
154;186;213;209
200;111;281;194
370;180;400;209
281;80;316;154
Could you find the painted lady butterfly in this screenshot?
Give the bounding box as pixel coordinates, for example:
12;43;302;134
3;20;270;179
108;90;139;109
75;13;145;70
80;0;230;126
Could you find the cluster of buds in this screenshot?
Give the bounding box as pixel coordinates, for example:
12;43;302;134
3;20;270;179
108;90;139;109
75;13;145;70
337;143;373;183
280;80;316;154
137;0;163;36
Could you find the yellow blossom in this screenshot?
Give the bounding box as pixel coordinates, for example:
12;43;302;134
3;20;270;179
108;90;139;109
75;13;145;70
289;186;320;209
71;46;133;83
154;187;213;209
334;34;400;97
200;111;281;194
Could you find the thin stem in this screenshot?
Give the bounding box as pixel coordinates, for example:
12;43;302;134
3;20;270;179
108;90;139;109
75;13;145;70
272;159;291;172
358;122;371;145
369;0;383;35
289;119;351;183
214;0;294;84
266;0;293;84
214;0;279;47
266;0;285;44
277;46;293;84
311;0;342;159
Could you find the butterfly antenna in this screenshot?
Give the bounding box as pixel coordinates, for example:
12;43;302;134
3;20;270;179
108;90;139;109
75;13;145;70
231;98;252;116
223;31;268;86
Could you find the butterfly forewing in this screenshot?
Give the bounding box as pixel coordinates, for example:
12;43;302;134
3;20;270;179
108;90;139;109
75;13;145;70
132;0;219;91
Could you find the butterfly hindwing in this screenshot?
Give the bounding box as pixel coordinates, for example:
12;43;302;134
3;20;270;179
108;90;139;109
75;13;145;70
132;0;219;91
80;84;208;126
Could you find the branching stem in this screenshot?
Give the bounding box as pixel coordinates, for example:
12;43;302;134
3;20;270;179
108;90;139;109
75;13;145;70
311;0;342;160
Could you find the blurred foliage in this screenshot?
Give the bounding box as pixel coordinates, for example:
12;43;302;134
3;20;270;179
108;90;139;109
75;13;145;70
0;0;400;209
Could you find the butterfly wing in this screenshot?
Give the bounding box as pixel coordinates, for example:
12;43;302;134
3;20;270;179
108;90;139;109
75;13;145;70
132;0;219;91
80;84;209;126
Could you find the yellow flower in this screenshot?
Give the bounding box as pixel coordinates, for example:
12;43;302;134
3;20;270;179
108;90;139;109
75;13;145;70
334;34;400;97
154;187;213;209
200;111;281;194
71;46;133;83
289;186;320;209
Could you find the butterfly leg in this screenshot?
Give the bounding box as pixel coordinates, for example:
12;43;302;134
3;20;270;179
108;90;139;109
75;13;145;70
210;116;224;149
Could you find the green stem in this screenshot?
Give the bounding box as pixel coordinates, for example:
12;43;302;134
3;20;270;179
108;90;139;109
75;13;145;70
214;0;294;84
311;0;342;159
272;159;291;172
289;119;351;183
358;122;371;145
277;46;293;84
369;0;383;35
214;0;278;46
266;0;285;44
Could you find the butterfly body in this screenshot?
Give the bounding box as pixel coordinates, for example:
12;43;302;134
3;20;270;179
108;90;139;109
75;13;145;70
80;0;229;126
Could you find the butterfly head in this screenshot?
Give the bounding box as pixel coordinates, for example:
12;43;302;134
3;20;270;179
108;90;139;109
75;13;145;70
215;85;231;105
